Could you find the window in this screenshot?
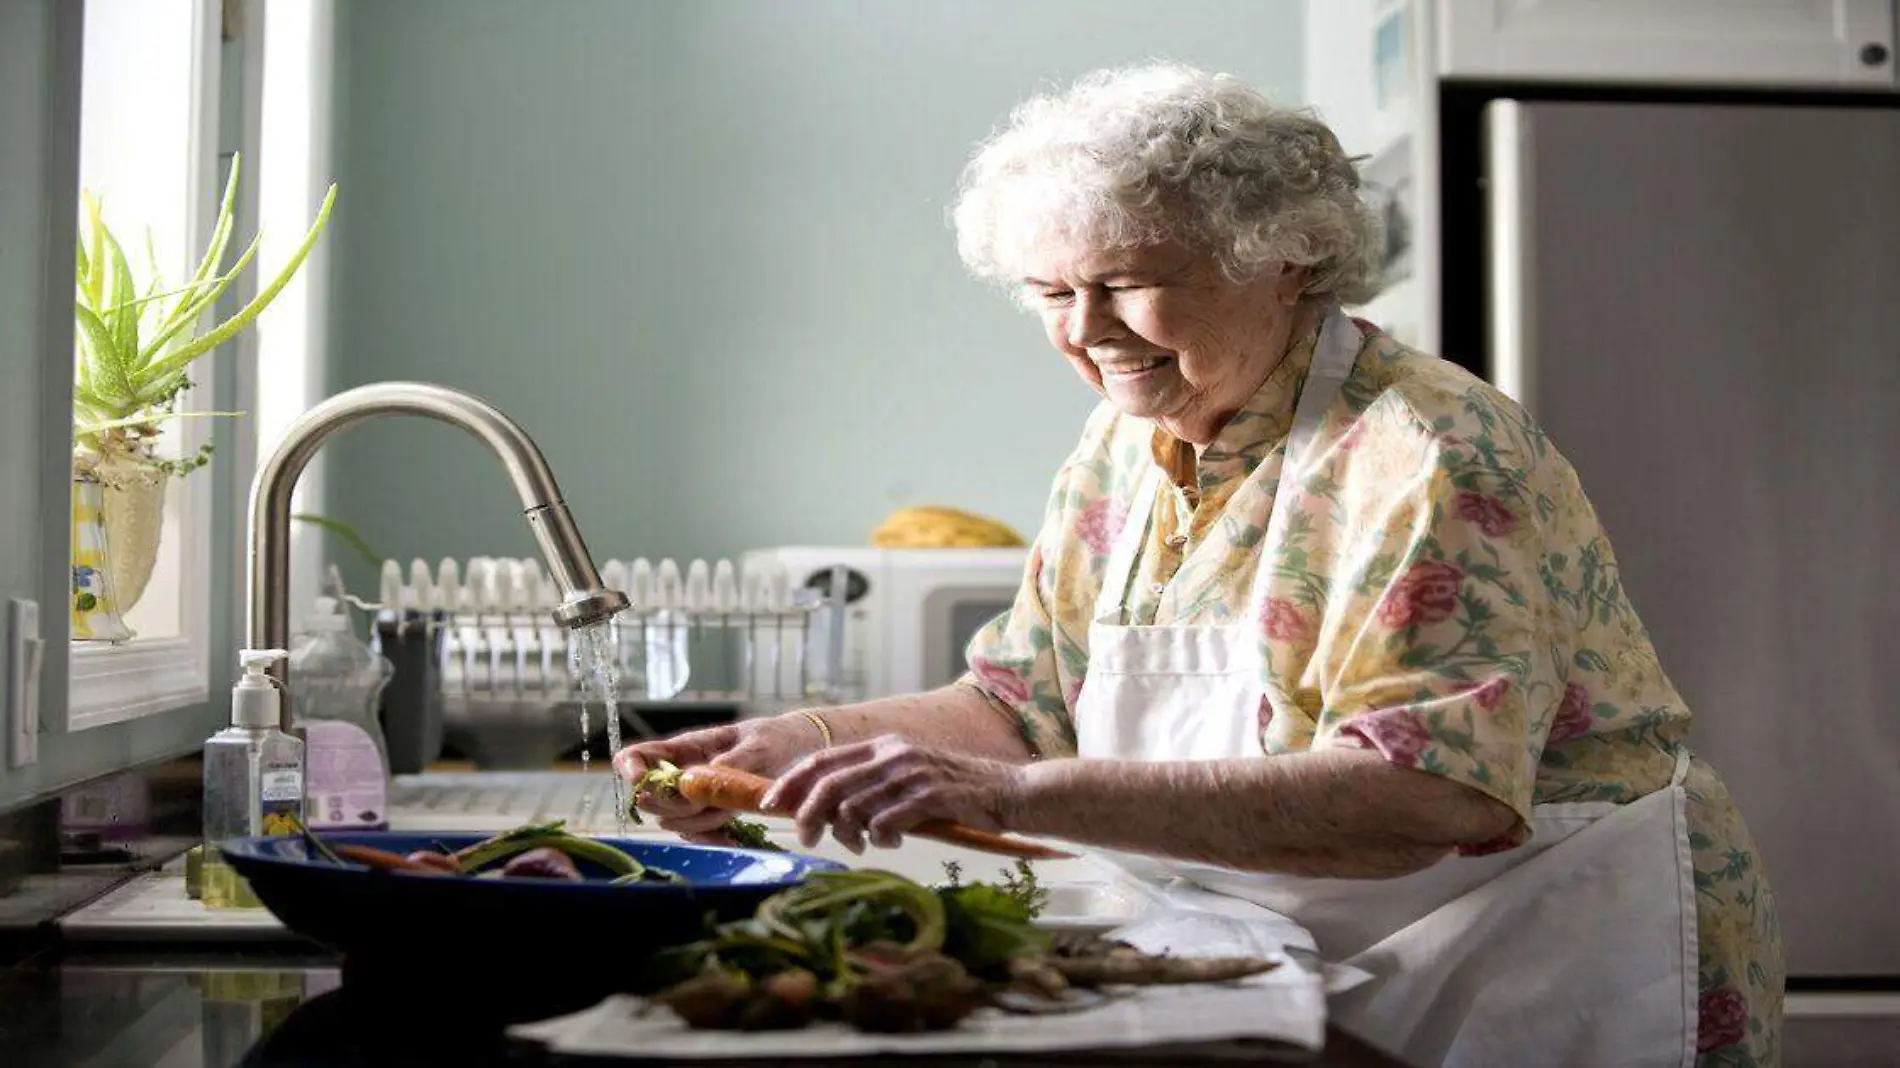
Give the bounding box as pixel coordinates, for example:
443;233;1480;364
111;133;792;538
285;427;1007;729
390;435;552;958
256;0;337;618
64;0;225;729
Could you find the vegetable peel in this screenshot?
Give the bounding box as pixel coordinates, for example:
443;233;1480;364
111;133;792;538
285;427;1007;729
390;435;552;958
642;865;1278;1034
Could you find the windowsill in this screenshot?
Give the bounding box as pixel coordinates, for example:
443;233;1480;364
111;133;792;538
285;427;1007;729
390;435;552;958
68;638;210;731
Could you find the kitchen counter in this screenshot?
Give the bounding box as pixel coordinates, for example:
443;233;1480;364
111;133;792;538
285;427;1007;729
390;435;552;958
1;768;1413;1066
0;950;1413;1067
15;766;1890;1065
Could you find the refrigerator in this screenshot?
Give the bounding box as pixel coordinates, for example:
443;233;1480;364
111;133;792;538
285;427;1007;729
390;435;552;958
1438;89;1900;983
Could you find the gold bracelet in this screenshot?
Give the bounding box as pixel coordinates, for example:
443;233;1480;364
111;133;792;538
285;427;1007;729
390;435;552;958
799;709;834;749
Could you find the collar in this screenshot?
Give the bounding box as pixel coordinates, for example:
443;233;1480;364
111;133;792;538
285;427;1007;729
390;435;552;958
1147;310;1331;498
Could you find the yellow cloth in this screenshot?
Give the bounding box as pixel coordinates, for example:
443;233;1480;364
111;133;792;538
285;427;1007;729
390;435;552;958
871;505;1025;549
964;319;1783;1065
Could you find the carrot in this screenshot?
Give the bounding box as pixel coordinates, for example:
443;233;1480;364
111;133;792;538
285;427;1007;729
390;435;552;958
910;822;1074;861
676;764;777;812
675;765;1074;861
332;843;452;875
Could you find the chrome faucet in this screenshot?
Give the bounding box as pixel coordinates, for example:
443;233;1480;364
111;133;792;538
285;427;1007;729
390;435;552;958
245;382;629;730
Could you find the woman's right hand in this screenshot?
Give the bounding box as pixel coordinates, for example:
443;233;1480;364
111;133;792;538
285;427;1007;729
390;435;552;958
611;715;823;843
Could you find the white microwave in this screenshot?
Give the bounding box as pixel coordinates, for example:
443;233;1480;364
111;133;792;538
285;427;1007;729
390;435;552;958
739;546;1028;703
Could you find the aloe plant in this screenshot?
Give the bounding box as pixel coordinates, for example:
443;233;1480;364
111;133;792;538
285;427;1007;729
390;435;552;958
73;153;336;477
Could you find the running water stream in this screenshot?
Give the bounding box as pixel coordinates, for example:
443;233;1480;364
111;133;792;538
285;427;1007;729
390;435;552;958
569;620;628;834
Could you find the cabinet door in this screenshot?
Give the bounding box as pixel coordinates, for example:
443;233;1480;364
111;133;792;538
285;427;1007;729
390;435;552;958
1438;0;1895;89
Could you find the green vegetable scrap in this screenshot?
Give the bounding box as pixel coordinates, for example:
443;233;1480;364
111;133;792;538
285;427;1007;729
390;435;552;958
642;866;1281;1035
284;816;681;884
629;759;686;811
1001;858;1050;917
720;818;783;852
941;881;1049;975
287;813;343;865
644;869;1029;1032
942;858;1048;919
454;820;680;884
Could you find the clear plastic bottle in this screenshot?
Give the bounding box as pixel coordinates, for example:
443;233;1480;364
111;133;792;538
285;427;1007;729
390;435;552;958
202;649;304;910
288;597;395;830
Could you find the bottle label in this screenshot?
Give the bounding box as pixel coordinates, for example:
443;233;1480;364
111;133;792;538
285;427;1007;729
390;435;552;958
259;763;304;837
305;721;389;830
260;769;303;803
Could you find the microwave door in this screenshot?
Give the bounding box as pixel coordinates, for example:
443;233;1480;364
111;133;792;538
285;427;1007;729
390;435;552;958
921;587;1020;692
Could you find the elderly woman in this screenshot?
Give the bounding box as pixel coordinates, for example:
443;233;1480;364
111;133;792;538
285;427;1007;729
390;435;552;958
618;64;1783;1067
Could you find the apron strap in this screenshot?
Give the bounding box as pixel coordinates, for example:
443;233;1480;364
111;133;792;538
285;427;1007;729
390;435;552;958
1094;466;1164;624
1667;743;1692;788
1244;305;1362;606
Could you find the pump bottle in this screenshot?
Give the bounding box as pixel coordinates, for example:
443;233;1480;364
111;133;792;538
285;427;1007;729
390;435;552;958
201;649;305;909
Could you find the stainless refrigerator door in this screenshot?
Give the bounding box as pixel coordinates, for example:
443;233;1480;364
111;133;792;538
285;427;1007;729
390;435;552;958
1485;99;1900;978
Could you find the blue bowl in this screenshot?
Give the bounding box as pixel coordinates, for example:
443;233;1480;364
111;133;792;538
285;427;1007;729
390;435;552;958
220;831;845;1022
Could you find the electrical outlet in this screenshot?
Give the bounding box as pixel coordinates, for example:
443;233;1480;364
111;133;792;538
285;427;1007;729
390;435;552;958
9;598;42;768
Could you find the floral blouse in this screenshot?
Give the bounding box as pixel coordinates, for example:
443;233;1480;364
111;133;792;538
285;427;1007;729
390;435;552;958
963;317;1784;1066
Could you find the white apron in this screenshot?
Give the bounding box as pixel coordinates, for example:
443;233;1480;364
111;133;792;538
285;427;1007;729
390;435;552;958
1073;306;1699;1068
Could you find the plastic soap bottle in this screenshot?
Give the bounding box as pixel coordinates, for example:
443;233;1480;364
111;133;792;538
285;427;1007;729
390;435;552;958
289;596;395;830
202;649;305;909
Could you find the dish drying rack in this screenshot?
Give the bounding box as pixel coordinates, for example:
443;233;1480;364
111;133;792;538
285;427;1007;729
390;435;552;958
370;555;852;771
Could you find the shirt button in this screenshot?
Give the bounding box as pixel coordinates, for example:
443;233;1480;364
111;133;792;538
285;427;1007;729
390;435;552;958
1149;582;1167;596
1165;534;1188;548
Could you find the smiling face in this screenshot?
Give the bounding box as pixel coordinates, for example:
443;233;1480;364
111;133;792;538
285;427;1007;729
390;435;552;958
1020;239;1311;445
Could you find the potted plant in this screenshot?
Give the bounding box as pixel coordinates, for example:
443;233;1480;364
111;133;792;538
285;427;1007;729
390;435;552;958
71;154;336;640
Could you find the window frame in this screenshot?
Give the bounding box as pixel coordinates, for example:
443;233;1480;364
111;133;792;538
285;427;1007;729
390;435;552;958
62;0;228;732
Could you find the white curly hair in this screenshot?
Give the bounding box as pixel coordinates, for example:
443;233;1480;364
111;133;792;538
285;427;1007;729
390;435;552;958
951;62;1383;306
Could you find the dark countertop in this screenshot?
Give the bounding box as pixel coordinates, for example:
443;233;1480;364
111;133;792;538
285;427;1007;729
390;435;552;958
8;761;1897;1066
2;757;1416;1066
0;946;1412;1068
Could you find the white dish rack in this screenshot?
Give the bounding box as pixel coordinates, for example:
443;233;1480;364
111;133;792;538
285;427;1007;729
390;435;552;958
371;555;853;767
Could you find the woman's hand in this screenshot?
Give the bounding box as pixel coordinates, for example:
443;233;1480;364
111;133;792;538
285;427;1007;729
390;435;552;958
612;716;821;844
758;734;1025;853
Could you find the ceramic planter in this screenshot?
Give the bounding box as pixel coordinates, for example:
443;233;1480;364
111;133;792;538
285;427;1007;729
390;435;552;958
71;474;134;642
93;453;168;614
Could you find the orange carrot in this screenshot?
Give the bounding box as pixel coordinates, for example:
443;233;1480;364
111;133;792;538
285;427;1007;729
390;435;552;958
676;764;777;813
332;843;451;875
675;765;1074;861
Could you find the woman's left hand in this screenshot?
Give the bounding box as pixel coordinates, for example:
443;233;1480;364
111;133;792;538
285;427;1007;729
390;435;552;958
758;734;1025;853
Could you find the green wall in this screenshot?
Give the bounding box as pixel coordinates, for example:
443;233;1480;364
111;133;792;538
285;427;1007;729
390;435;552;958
322;0;1306;586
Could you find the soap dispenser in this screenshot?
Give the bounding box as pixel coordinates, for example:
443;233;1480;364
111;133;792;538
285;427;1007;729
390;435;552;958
289;596;394;830
201;649;305;910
